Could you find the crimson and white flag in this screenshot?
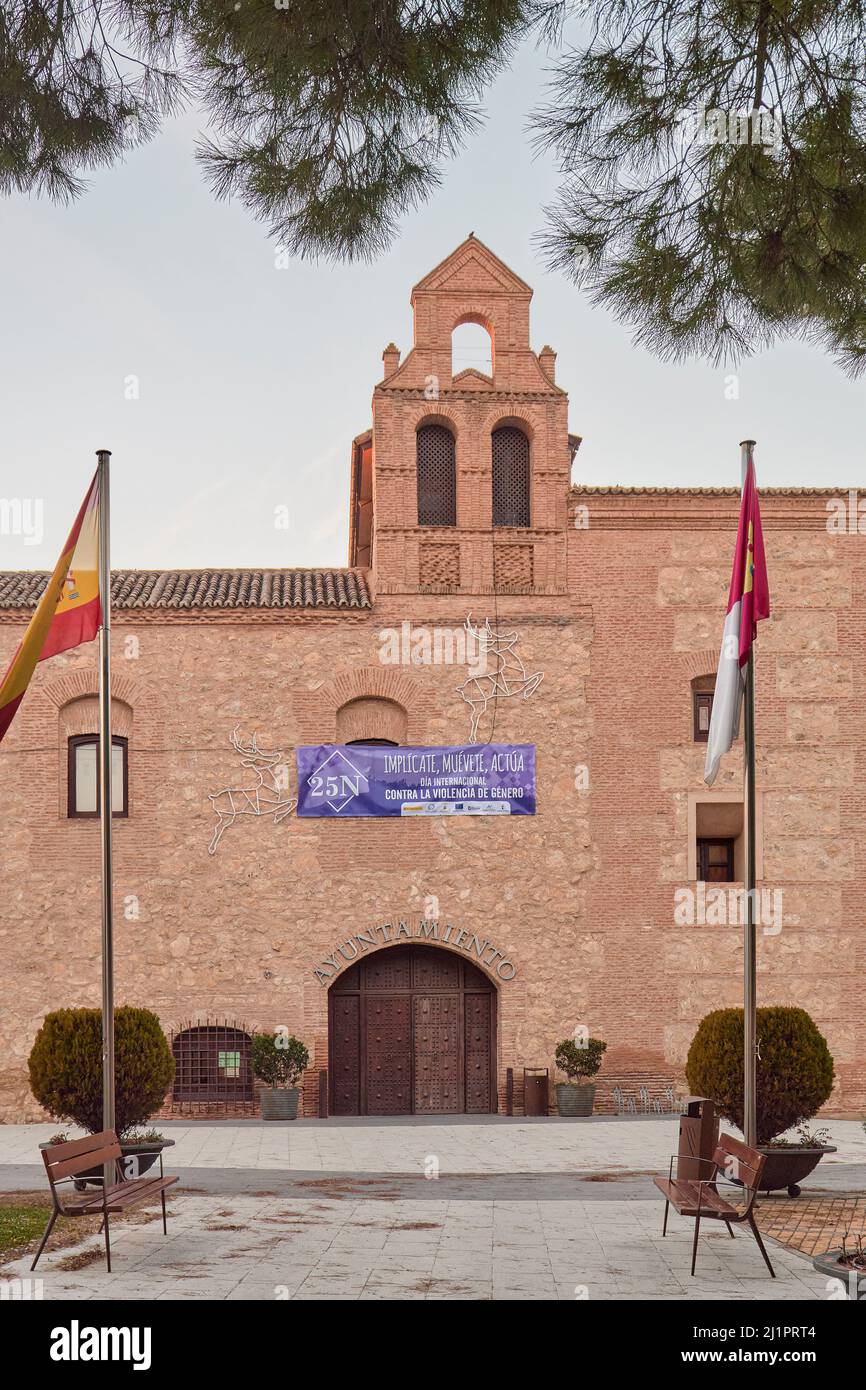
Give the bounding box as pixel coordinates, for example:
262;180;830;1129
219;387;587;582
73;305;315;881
704;455;771;786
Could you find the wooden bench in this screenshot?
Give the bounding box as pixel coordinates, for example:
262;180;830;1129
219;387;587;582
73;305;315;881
654;1131;775;1278
32;1130;178;1273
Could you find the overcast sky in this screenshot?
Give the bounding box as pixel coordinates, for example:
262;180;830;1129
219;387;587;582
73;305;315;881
1;30;864;575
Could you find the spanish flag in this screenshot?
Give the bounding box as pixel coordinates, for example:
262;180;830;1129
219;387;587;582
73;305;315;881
704;453;770;785
0;473;101;743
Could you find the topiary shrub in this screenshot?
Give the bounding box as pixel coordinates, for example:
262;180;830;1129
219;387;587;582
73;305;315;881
28;1007;175;1137
685;1006;834;1145
252;1032;309;1089
554;1037;607;1084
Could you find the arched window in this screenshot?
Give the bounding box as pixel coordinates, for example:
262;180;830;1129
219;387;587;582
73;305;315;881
492;426;530;527
417;424;456;527
172;1025;253;1103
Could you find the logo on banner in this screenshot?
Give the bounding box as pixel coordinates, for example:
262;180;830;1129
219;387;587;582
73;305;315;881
305;747;369;813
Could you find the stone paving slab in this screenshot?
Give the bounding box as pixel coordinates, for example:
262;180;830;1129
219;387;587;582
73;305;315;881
1;1117;863;1178
0;1191;833;1302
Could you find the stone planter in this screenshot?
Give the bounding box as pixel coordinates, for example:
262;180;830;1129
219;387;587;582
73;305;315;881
812;1250;866;1301
259;1087;300;1121
555;1082;595;1117
756;1143;836;1196
40;1137;175;1189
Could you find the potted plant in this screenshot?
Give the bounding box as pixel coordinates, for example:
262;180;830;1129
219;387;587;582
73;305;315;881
252;1031;309;1120
686;1006;836;1195
29;1006;176;1185
554;1037;607;1117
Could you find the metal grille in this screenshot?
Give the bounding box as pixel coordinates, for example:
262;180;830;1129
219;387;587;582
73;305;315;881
417;424;456;526
492;426;530;526
170;1022;255;1112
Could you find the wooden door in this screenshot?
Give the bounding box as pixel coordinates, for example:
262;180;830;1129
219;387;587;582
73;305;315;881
413;994;461;1112
364;995;412;1114
465;994;493;1113
328;944;496;1116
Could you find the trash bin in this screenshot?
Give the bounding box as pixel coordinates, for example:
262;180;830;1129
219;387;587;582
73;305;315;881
523;1068;549;1117
677;1096;719;1180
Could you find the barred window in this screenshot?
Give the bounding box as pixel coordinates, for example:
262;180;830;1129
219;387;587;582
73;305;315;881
417;424;456;526
172;1025;253;1102
492;427;530;527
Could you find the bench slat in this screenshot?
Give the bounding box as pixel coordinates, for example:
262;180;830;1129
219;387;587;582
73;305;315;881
63;1175;178;1215
654;1177;739;1218
713;1133;766;1189
47;1142;122;1183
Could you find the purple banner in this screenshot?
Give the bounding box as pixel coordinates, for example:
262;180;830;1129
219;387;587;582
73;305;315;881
295;744;536;817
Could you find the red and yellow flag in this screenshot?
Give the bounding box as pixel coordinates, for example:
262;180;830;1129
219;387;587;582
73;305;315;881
0;473;102;743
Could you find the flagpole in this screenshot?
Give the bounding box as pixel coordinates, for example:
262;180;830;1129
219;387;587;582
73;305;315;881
97;448;115;1171
740;439;758;1148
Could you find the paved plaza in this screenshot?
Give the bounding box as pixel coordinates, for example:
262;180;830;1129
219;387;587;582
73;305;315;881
2;1117;863;1301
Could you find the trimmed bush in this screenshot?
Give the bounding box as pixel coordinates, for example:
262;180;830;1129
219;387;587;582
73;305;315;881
28;1007;175;1137
554;1037;607;1083
252;1032;309;1089
685;1006;834;1144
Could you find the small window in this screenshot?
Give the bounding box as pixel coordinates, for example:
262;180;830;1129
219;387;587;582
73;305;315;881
68;735;128;818
492;426;530;527
697;837;735;883
693;691;714;742
218;1051;241;1079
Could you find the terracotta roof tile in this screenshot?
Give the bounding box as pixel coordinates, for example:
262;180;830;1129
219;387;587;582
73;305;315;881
0;569;372;612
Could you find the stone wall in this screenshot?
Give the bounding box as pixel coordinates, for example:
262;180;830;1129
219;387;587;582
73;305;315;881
570;487;865;1117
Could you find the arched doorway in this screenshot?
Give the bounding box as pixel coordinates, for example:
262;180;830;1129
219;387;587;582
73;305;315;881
328;944;497;1116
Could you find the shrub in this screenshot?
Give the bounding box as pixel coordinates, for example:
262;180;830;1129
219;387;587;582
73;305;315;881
685;1006;834;1145
28;1007;175;1138
554;1037;607;1083
252;1032;309;1089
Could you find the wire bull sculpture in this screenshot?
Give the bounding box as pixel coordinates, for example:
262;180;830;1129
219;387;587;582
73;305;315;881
207;727;296;854
456;615;544;743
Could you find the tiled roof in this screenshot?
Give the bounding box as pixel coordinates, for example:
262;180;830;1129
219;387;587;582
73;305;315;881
0;569;372;611
570;484;846;496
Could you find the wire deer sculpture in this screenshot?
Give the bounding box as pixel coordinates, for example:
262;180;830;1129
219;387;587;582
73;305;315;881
207;727;296;855
456;615;544;743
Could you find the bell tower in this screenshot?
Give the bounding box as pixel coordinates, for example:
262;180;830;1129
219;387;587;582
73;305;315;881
353;236;575;598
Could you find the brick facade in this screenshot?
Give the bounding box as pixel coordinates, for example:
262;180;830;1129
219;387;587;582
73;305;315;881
0;237;863;1121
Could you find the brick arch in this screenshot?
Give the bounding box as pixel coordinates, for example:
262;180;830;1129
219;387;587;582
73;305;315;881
314;666;422;743
408;402;460;433
487;411;536;443
678;649;719;681
41;668;158;743
415;410;457;437
336;696;407;745
60;693;134;741
452;309;495;336
41;668;144;711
